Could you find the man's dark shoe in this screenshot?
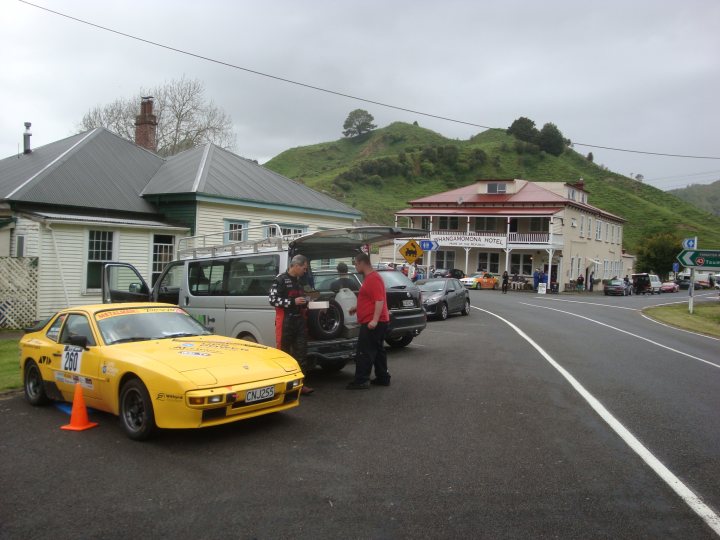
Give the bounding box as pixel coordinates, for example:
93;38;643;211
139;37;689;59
301;386;315;395
370;378;391;387
346;381;370;390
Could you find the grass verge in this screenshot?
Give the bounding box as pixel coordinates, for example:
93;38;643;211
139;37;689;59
0;340;21;392
644;301;720;338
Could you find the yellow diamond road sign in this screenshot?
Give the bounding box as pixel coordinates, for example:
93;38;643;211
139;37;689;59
399;239;423;264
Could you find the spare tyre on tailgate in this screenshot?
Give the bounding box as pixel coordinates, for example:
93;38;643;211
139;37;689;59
307;299;344;339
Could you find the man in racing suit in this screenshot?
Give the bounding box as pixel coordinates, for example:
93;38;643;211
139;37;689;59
268;254;314;394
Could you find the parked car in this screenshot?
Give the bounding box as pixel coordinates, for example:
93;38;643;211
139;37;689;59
20;303;304;440
631;273;662;295
660;281;680;293
432;268;465;279
604;279;632;296
461;272;498;290
374;269;427;347
102;225;426;372
416;278;470;320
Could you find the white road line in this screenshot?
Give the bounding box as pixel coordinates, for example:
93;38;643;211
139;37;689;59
640;313;720;342
535;297;637;310
519;302;720;370
650;293;717;308
471;305;720;535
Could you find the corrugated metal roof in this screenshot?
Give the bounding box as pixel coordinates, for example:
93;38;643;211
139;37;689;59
396;207;564;216
144;143;361;217
30;211;188;229
1;128;163;213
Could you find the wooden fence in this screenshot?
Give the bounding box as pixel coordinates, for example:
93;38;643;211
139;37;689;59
0;257;38;329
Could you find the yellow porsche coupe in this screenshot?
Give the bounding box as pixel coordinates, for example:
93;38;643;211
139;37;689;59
20;304;304;440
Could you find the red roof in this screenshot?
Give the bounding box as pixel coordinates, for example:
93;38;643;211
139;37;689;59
402;180;624;222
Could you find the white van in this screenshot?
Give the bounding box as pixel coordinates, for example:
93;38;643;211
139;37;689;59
102;225;426;371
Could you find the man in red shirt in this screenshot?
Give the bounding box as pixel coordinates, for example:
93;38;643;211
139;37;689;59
347;252;391;389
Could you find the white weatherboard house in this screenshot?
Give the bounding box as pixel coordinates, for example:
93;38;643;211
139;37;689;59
0;111;360;327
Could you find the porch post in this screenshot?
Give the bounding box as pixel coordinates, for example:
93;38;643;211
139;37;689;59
464;247;470;275
504;217;511;273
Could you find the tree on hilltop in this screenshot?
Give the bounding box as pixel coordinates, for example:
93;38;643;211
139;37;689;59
507;117;539;144
343;109;377;137
538;123;565;156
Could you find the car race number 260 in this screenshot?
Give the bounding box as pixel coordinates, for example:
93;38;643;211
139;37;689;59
62;346;83;373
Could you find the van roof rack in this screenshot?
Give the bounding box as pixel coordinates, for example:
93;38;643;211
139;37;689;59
176;224;304;260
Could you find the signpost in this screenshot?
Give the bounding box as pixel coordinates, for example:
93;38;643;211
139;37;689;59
676;249;720;269
399;239;423;264
418;239;439;251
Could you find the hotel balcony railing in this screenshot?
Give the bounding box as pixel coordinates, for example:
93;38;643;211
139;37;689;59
429;230;559;245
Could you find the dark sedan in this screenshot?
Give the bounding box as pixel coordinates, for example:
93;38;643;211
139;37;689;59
604;279;632;296
417;278;470;320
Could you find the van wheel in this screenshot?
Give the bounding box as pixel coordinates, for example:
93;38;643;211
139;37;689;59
308;300;344;340
319;359;347;373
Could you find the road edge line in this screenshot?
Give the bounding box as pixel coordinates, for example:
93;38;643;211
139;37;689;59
472;305;720;536
640;312;720;342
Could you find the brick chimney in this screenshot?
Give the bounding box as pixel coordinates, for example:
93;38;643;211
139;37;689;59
135;96;157;152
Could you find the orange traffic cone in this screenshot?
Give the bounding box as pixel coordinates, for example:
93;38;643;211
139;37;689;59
61;383;98;431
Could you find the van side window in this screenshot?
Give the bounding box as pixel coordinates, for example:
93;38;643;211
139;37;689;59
188;261;227;296
227;255;280;296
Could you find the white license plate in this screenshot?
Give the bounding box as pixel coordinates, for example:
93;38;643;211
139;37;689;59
246;385;275;403
402;299;414;307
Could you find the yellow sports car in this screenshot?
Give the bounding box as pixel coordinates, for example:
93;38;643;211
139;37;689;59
20;303;304;440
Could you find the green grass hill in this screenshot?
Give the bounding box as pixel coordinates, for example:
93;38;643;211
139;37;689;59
265;122;720;251
669;180;720;217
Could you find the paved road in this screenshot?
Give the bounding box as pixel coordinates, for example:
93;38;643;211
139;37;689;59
1;290;718;539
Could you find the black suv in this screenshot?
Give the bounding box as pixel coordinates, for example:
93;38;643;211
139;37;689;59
374;269;426;348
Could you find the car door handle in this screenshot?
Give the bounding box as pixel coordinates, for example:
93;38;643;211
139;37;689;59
52;353;62;357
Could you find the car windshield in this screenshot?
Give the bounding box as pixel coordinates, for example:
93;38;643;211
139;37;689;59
609;280;623;285
468;273;483;278
378;270;414;289
96;307;211;345
417;280;446;292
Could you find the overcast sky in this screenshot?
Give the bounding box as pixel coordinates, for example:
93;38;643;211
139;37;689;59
2;0;719;191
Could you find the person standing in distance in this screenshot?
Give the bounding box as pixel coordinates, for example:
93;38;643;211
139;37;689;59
347;252;391;389
501;271;509;294
268;254;314;395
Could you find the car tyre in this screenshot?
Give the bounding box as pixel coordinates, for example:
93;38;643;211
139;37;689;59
24;360;50;406
119;378;156;441
385;334;413;348
461;299;470;316
308;300;344;340
438;302;449;321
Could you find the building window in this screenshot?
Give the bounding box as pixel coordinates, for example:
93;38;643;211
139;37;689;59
595;220;602;240
477;252;500;273
587;217;592;239
87;230;114;290
15;235;25;257
266;224;307;238
605;222;609;242
577;257;582;277
570;218;577;228
421;217;430;230
224;220;248;242
152;234;174;285
438;217;459;230
435;250;456;269
618;227;622;246
510;253;533;276
474;217;497;232
568;188;576;201
487;183;507;194
579;215;585;237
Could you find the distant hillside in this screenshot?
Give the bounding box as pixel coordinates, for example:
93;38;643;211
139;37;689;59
265;122;720;251
669;180;720;216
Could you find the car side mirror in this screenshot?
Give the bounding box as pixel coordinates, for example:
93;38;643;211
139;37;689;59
67;335;89;349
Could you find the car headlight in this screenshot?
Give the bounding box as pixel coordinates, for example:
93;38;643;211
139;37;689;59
424;296;439;305
286;379;303;391
208;395;224;404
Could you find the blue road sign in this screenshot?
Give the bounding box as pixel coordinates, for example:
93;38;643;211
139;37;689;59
672;262;679;273
682;237;696;250
419;240;439;251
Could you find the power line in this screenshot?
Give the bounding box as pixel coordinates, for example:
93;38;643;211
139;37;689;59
644;168;720;182
19;0;720;161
